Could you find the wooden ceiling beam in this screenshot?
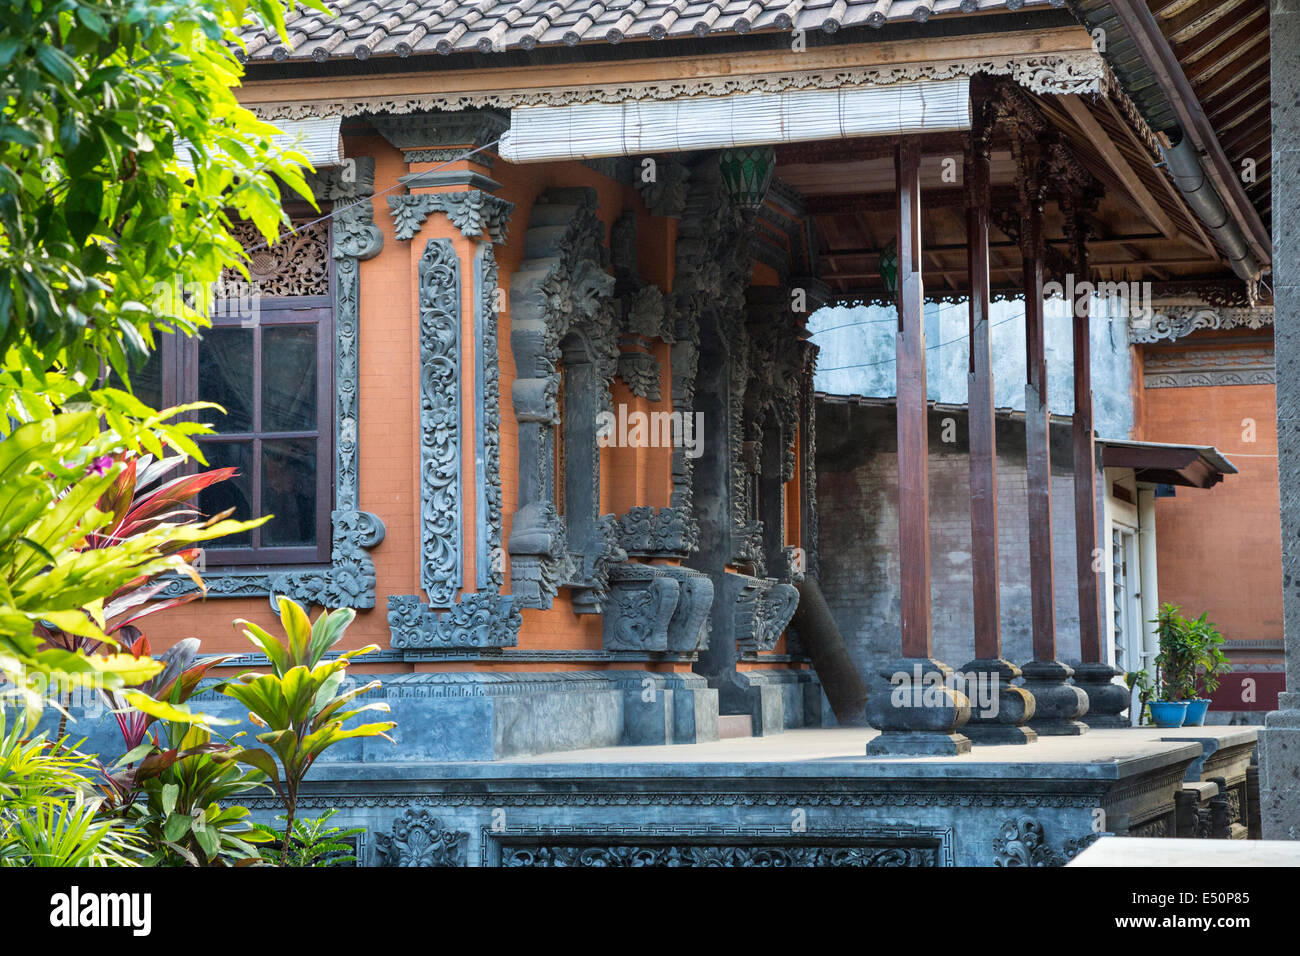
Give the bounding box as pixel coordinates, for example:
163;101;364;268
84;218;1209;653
1061;94;1178;241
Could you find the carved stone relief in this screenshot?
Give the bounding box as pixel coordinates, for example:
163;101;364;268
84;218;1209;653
374;808;467;867
508;187;621;610
417;238;462;607
990;818;1100;866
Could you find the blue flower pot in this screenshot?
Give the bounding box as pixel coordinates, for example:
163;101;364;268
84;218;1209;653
1149;700;1189;728
1183;699;1211;726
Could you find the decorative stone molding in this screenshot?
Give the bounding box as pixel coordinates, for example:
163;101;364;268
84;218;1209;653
474;243;505;591
990;818;1099;866
1130;305;1275;344
508;187;621;609
417;239;463;607
373;808;467;867
370;109;509;163
616;506;697;558
501;842;936;867
1142;345;1275;388
730;573;800;654
251;51;1110;121
389;190;513;242
387;593;521;649
160;160;387;607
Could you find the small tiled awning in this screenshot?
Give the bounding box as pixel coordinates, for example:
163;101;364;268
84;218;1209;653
1098;439;1237;489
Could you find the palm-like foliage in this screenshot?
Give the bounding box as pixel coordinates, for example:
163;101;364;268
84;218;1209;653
250;808;365;867
0;792;144;867
218;597;395;854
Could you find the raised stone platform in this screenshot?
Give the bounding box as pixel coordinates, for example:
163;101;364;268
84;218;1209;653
252;726;1259;866
1069;836;1300;866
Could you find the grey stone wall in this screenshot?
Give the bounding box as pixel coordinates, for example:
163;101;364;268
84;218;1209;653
816;401;1082;696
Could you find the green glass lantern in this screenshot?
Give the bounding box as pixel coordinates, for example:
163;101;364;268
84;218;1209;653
879;237;898;296
719;146;776;211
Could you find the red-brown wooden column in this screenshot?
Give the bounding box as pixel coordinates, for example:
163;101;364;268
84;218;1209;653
1017;136;1089;735
865;137;971;756
959;87;1036;744
1064;199;1129;725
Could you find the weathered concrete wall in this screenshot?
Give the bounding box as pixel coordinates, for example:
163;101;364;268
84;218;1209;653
809;296;1134;439
816;402;1083;697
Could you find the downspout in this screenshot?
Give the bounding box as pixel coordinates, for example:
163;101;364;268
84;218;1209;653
1162;134;1262;288
1137;486;1160;686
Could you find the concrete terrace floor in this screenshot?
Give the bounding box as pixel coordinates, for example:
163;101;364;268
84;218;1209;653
308;725;1260;782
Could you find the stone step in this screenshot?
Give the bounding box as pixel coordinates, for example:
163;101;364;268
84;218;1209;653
717;715;754;739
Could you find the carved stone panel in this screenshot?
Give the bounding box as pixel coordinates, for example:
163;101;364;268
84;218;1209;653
417;238;463;608
374;808;467;867
508;187;620;610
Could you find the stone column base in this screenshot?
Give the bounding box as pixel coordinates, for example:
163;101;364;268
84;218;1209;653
1020;660;1089;736
1072;661;1129;728
1260;696;1300;839
959;658;1037;745
865;657;972;756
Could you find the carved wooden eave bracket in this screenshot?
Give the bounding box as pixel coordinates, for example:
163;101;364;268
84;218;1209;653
247;50;1112;122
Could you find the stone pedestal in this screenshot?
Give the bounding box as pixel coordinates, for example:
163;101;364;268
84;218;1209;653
1072;661;1129;729
1260;695;1300;839
865;658;972;755
959;658;1037;745
1020;660;1089;736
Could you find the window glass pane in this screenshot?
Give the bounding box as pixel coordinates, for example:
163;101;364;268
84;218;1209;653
198;327;254;432
196;441;253;548
262;325;318;432
262;438;317;547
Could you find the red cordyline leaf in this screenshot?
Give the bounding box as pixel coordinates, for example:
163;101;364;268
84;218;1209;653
119;467;239;534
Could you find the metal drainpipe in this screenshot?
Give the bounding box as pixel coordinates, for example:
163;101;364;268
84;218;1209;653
1137;486;1161;687
1162;135;1262;287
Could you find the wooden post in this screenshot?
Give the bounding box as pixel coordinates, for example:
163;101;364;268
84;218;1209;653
866;137;971;755
1069;212;1104;665
895;137;931;659
1066;194;1129;727
966;112;1000;663
960;83;1036;745
1021;139;1056;665
1017;133;1089;735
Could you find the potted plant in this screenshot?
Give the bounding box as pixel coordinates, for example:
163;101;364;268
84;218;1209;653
1150;603;1198;727
1124;669;1155;726
1185;612;1230;727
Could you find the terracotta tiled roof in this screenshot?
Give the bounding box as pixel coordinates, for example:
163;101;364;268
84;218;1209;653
241;0;1061;62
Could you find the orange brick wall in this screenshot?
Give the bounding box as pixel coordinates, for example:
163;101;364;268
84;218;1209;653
1141;377;1282;644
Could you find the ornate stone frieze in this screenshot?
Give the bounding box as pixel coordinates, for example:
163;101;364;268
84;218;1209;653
509;187;620;609
417;239;463;607
501;842;936;867
616;505;698;558
389;190;514;242
252;51;1110;121
1142;345;1275;388
1130;305;1275;344
474;243;505;591
160;159;386;607
374;808;467;867
387;593;521;649
990;818;1100;867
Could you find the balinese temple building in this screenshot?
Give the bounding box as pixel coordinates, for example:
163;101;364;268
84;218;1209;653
106;0;1287;863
